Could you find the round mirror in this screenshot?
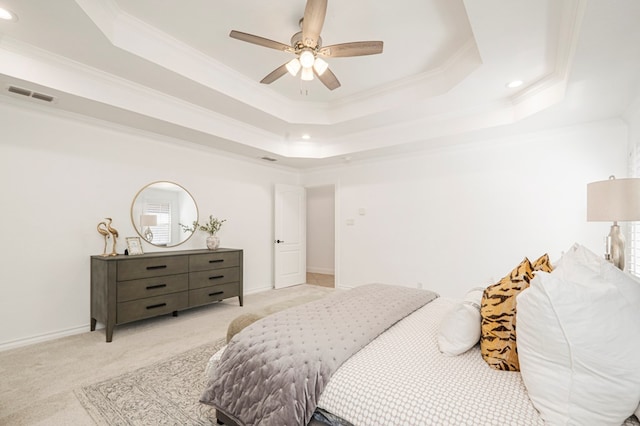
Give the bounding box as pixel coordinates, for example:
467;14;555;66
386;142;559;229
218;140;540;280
131;181;198;247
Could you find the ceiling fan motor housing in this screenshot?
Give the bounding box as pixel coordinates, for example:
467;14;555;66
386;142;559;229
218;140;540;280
291;31;322;53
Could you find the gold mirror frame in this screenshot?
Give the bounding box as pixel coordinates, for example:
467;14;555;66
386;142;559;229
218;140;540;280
130;181;199;248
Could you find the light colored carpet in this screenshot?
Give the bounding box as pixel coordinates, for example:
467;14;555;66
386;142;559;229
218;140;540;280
76;338;226;425
0;284;334;425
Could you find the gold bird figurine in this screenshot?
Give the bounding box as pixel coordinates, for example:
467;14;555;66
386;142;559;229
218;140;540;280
97;221;110;257
105;217;119;256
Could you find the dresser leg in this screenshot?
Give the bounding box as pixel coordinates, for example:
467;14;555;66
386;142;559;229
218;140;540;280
106;327;113;343
91;318;97;331
173;311;178;317
238;295;243;307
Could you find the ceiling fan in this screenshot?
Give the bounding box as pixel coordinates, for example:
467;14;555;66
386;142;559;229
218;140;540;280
229;0;383;91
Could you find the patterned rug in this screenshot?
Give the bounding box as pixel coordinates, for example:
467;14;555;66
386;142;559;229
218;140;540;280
75;338;225;425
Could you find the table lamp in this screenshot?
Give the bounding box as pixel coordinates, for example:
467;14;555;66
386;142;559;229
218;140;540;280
587;175;640;270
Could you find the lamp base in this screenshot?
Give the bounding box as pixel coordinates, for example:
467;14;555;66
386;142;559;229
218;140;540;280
608;222;625;270
143;227;153;243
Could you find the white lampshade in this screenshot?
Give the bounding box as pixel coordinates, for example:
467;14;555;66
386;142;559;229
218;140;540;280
313;57;329;76
301;67;314;81
140;214;158;226
285;58;301;77
299;50;315;68
587;177;640;222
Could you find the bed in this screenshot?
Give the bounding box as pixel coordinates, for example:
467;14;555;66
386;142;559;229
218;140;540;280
201;244;640;426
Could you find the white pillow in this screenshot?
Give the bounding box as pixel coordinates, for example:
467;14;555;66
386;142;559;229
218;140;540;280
635;403;640;419
517;244;640;425
437;287;484;356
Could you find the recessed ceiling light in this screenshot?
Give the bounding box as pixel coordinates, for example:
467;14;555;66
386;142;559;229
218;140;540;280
506;80;523;89
0;7;17;21
301;134;311;140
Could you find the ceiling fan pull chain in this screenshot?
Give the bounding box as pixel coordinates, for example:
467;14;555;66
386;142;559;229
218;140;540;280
299;80;309;96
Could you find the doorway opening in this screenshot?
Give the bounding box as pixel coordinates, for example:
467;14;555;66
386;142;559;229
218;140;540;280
306;184;335;288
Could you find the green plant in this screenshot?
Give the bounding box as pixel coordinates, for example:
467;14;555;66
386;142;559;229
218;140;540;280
179;215;226;236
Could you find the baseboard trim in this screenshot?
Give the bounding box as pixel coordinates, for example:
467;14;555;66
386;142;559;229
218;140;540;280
0;324;88;352
245;284;273;294
1;285;281;352
307;267;335;275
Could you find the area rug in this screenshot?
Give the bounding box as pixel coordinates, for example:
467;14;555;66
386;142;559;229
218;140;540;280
75;338;225;425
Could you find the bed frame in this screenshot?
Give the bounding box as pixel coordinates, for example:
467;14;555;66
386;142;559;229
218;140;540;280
216;410;326;426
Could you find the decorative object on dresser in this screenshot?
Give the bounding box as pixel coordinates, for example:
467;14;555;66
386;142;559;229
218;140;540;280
105;218;119;256
131;181;199;248
587;175;640;270
90;248;243;342
96;217;119;256
126;237;144;255
96;220;111;257
180;215;227;250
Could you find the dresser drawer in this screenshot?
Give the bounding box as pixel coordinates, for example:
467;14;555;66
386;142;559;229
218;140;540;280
117;273;188;302
189;267;240;290
189;251;240;272
189;283;240;307
117;256;188;281
117;292;188;324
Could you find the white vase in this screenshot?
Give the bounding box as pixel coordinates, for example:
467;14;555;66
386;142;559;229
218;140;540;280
206;235;220;250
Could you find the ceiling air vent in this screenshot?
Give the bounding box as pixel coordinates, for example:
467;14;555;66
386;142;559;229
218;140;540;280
261;156;277;162
7;85;55;102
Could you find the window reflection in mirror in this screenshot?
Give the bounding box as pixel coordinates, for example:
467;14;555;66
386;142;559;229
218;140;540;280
131;181;198;247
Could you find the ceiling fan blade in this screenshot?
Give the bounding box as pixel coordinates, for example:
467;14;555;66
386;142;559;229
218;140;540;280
315;67;341;91
319;41;384;58
230;30;293;52
260;63;289;84
301;0;327;48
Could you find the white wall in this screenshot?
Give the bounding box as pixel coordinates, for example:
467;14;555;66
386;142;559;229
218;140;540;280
0;96;630;349
626;97;640;156
303;120;629;298
306;185;335;274
0;100;299;349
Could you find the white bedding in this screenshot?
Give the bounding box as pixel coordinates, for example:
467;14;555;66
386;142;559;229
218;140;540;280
207;294;640;425
317;297;640;426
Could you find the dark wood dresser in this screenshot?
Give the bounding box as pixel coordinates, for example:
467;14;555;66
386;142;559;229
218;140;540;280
90;248;243;342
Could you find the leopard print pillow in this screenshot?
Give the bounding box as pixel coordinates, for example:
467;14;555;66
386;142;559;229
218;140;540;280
480;257;534;371
480;254;554;371
532;253;553;273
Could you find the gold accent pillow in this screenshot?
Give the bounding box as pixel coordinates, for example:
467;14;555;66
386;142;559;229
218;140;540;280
480;257;534;371
532;253;553;273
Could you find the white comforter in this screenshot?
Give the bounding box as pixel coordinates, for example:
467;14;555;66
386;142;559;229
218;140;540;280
317;297;640;426
207;296;640;426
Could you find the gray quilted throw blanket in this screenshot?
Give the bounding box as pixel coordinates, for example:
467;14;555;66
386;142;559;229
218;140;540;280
200;283;438;426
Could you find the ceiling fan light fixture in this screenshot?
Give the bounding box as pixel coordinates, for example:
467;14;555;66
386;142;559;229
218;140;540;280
299;49;315;68
301;67;314;81
286;58;301;76
313;57;328;75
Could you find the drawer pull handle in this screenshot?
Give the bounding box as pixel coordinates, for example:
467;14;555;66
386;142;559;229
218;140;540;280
146;303;167;310
209;291;224;297
209;275;224;280
146;265;167;270
146;284;167;290
209;259;224;263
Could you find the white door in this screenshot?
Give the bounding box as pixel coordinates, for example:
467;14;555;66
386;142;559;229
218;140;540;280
274;184;306;289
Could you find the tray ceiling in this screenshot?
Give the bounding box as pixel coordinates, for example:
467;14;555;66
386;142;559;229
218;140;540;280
0;0;639;168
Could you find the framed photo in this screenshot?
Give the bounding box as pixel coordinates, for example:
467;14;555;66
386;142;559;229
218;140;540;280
126;237;144;255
